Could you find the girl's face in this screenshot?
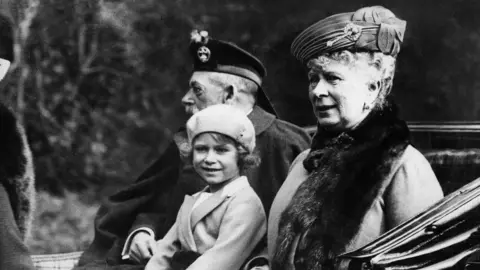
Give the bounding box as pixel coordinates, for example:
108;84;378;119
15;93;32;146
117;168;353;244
192;133;240;190
307;55;380;132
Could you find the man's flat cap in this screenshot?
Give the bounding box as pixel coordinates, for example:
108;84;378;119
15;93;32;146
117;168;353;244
189;30;277;116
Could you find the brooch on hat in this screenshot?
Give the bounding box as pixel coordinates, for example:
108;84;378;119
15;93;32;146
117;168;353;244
191;30;211;63
326;22;362;47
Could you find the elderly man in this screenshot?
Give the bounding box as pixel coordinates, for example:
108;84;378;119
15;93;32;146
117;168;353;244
75;31;310;270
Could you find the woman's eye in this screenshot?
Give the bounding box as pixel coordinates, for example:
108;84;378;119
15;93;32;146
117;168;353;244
308;75;320;86
325;74;341;84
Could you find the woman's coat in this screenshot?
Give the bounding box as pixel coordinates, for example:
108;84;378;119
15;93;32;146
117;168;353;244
268;106;444;270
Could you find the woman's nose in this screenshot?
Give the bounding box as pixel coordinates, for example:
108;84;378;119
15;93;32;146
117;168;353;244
311;81;329;98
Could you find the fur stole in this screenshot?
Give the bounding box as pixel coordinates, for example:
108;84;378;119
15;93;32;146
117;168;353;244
0;103;35;240
272;105;410;270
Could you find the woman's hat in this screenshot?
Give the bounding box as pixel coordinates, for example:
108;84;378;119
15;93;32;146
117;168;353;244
291;6;406;64
186;104;256;153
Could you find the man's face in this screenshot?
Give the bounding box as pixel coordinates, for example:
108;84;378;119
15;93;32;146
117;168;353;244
182;71;226;116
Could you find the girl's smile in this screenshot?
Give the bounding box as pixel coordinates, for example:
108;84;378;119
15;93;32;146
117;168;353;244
192;133;240;188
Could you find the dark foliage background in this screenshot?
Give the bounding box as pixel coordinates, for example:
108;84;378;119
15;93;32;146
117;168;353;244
0;0;478;253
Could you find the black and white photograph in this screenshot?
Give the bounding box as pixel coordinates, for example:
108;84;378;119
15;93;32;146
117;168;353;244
0;0;479;269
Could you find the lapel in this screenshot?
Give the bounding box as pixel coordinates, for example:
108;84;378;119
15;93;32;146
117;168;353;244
248;106;276;136
190;192;229;229
179;195;197;250
189;176;251;229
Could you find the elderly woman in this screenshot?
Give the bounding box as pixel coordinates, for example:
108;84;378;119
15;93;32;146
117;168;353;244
267;6;444;270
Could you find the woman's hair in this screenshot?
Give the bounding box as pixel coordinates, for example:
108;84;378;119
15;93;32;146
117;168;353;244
178;132;261;175
307;50;397;110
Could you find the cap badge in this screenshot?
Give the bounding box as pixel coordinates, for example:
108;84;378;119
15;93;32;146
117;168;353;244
191;30;210;44
197;46;211;63
326;22;362;47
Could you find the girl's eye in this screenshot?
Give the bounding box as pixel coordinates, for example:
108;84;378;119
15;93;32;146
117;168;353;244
194;146;208;152
215;147;229;153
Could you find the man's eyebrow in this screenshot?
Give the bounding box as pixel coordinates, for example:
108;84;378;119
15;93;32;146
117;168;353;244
189;80;203;88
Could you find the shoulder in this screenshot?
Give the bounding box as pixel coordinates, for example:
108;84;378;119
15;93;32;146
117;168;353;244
261;118;311;146
386;145;443;200
228;186;265;214
384;145;444;227
231;186;262;205
401;145;432;165
393;145;437;179
268;118;311;139
279;149;311;191
291;149;311;166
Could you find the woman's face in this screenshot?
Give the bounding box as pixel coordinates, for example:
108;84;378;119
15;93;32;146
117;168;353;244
307;55;379;132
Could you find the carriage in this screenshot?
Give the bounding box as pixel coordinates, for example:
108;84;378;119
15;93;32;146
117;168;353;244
32;122;480;270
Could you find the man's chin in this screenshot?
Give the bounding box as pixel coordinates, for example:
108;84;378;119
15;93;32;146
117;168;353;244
184;107;198;116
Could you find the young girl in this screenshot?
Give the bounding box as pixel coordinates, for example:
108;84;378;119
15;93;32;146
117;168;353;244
145;104;267;270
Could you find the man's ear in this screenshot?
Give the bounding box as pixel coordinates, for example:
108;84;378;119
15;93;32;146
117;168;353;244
0;59;11;81
223;85;236;105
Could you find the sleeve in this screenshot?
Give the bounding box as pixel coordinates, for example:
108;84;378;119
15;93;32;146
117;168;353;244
187;195;267;270
77;139;183;266
0;184;35;270
121;226;155;260
144;212;183;270
384;148;445;229
126;151;204;240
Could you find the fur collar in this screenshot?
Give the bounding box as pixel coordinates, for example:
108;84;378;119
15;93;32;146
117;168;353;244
272;105;410;270
0;103;35;240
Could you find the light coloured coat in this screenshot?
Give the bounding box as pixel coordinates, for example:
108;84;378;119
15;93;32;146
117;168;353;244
145;176;266;270
268;146;444;269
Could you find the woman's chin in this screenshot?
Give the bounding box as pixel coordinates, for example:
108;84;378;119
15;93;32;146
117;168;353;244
316;117;340;128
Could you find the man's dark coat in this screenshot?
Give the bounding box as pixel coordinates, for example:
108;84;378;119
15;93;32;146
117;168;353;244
75;106;311;269
0;103;36;270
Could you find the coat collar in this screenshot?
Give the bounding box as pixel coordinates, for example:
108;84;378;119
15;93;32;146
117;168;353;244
248;106;276;136
189;176;250;228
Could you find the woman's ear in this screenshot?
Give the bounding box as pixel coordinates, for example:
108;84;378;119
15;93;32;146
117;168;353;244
366;79;381;106
368;79;381;92
0;59;11;81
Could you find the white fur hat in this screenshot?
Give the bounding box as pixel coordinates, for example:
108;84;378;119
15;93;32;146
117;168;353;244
186;104;256;153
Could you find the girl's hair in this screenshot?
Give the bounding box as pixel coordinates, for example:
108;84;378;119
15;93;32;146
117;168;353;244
307;50;397;110
178;132;261;174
